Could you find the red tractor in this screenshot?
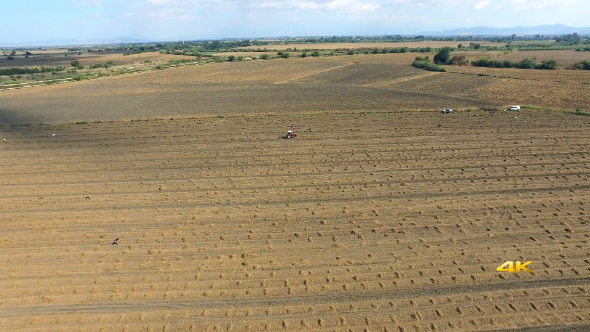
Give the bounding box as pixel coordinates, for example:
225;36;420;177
283;130;297;139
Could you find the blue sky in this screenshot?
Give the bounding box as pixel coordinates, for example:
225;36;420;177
0;0;588;45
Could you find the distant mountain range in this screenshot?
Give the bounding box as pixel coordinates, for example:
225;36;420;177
3;24;590;47
1;38;148;48
423;24;590;36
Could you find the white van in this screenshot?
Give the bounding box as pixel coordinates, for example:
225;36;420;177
509;105;520;111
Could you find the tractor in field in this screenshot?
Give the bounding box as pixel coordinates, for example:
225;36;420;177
282;130;297;139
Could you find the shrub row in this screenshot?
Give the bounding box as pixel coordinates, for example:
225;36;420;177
353;47;435;54
412;60;446;72
89;61;114;69
574;60;590;70
471;58;556;70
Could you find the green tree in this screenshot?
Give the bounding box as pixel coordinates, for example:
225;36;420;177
433;47;451;64
227;55;236;62
575;60;590;70
538;59;556;70
458;44;463;49
450;55;467;66
311;50;321;57
519;58;536;69
70;60;80;67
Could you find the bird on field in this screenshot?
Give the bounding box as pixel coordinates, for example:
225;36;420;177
86;196;90;201
3;138;5;143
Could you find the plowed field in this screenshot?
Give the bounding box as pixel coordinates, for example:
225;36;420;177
1;109;589;331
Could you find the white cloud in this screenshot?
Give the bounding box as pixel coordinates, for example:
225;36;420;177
71;0;103;6
474;0;490;9
379;0;577;9
506;0;578;10
125;0;579;14
252;0;379;12
83;0;590;41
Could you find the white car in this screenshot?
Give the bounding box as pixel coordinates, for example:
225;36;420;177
509;105;520;111
441;108;452;113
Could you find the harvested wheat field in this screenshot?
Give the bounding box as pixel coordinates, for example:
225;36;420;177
495;50;590;69
1;108;589;331
4;52;590;126
241;41;505;51
0;51;195;69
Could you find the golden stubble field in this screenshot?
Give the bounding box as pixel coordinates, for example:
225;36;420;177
0;109;589;331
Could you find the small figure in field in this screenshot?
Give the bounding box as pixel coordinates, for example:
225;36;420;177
437;124;441;128
112;238;119;245
86;196;90;201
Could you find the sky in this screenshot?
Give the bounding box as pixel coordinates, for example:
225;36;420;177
0;0;588;45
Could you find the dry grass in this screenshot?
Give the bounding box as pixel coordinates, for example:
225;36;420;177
445;64;590;110
0;111;589;331
496;49;590;68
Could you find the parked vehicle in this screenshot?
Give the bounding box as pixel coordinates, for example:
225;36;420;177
441;108;452;113
509;105;520;111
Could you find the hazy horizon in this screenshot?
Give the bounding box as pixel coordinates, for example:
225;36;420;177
1;0;589;46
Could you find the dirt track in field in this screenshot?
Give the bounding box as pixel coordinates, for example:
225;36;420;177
1;109;589;331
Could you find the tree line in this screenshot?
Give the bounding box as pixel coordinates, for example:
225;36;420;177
0;66;65;76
